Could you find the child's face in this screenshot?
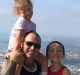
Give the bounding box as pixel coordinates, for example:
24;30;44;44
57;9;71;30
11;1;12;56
20;7;33;20
48;43;64;62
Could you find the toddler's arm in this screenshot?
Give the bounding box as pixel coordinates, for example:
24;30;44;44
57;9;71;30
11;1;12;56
5;29;24;59
13;29;24;51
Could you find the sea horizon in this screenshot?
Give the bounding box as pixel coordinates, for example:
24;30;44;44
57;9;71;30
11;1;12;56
0;34;80;51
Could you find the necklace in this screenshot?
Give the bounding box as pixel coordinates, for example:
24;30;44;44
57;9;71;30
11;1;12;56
23;62;37;72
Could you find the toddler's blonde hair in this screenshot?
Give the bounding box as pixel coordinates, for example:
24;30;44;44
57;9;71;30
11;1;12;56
14;0;33;16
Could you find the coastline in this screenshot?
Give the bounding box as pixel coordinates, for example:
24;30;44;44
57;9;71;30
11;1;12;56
0;51;6;57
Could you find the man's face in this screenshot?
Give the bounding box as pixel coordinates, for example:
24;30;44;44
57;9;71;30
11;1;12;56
23;33;41;59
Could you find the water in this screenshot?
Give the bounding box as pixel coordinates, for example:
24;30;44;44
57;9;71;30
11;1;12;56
0;36;80;75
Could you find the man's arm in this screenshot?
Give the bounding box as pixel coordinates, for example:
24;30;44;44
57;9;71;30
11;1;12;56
1;51;24;75
35;52;48;75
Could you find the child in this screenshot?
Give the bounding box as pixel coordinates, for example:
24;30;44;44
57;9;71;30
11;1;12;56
46;41;71;75
7;0;36;53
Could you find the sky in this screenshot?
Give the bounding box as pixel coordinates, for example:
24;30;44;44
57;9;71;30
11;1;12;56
0;0;80;39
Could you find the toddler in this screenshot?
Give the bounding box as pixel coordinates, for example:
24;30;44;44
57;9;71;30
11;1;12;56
7;0;36;53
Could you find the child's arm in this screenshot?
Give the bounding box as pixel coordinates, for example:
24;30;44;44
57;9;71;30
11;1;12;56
13;29;24;51
63;67;71;75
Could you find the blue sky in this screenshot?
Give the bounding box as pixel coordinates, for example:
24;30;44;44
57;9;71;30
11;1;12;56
0;0;80;38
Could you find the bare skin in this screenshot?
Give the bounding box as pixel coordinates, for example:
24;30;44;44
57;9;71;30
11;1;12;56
47;42;71;75
1;51;24;75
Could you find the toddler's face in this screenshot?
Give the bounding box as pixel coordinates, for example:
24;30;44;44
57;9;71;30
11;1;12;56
22;7;33;20
48;43;64;62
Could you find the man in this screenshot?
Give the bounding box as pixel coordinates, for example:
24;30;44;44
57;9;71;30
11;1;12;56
1;31;47;75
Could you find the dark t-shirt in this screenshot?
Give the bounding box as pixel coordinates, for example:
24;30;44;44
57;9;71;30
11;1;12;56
20;61;41;75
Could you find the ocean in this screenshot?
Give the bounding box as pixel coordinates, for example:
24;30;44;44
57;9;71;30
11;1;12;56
0;36;80;75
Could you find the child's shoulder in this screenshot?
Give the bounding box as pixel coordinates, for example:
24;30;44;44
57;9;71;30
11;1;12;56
63;66;71;75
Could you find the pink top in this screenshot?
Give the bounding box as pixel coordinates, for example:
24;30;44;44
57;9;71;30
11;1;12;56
8;17;36;50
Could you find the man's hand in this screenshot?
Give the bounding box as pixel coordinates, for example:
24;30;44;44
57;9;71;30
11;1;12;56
10;50;24;64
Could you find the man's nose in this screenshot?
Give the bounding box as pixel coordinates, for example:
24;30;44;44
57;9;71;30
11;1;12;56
30;45;35;50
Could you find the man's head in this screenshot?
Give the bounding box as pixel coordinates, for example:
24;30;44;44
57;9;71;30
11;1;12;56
22;31;41;58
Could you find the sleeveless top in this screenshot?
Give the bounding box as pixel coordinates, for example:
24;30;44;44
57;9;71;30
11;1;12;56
48;66;65;75
8;17;36;51
20;61;41;75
